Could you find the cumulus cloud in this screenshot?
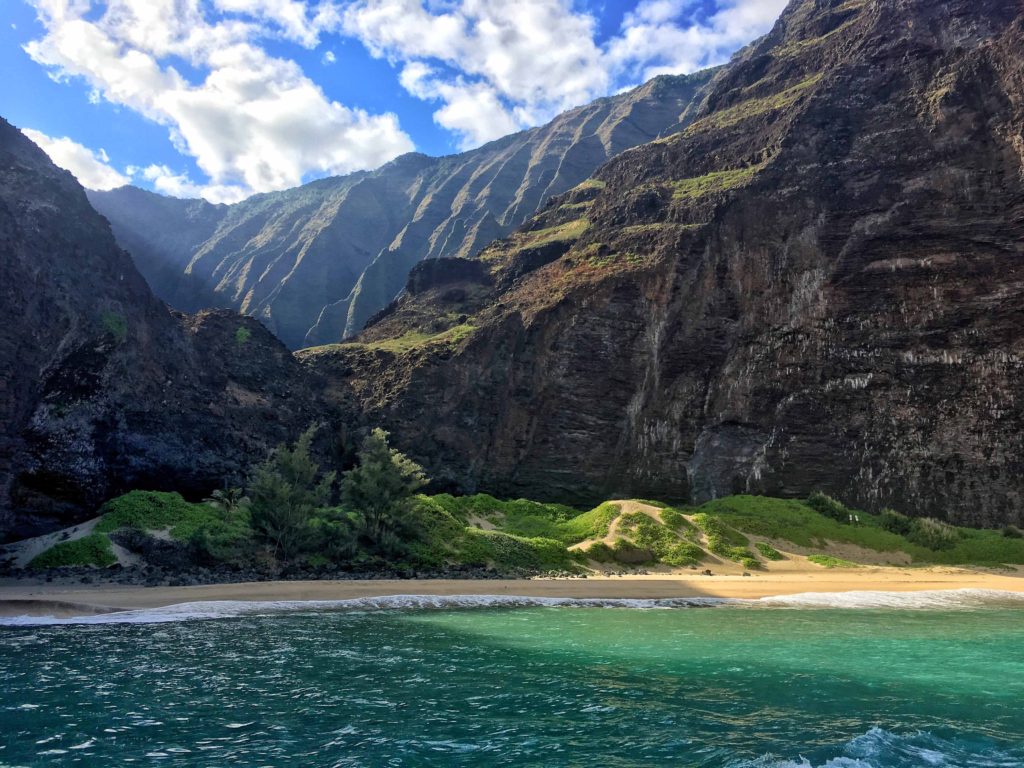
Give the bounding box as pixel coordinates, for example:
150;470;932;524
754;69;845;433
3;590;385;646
609;0;790;81
24;0;414;202
21;127;130;190
343;0;608;146
22;0;789;197
342;0;788;149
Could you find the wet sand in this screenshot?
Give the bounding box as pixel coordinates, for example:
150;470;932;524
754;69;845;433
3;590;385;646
1;565;1022;617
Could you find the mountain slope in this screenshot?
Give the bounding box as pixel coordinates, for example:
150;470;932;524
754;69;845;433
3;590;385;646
88;70;717;349
304;0;1024;527
0;119;319;540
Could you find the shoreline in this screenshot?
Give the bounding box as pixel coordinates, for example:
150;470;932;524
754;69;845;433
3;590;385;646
2;566;1022;617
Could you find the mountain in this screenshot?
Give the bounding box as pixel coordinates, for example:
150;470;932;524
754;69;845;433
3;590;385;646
88;70;717;349
304;0;1024;528
0;118;320;541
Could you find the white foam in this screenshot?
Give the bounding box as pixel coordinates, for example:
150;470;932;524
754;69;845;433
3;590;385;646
2;588;1022;626
754;588;1024;610
0;594;729;626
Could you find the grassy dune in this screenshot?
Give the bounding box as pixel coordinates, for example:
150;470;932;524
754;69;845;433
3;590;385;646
24;490;1024;573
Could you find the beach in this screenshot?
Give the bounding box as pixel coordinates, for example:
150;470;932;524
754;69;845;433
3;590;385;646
2;564;1022;617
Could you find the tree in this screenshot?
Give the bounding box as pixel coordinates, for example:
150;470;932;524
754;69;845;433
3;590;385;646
249;425;335;559
341;428;427;555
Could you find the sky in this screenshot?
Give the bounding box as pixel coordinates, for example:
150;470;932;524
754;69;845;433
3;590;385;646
1;0;788;204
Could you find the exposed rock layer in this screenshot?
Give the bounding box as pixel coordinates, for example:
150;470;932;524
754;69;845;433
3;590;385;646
307;0;1024;528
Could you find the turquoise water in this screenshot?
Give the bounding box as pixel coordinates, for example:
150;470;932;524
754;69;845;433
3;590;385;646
2;592;1024;766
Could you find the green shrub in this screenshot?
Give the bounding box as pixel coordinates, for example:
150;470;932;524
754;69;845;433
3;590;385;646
755;542;784;560
235;326;252;345
806;492;851;522
660;508;694;533
808;554;859;568
100;311;128;343
1003;525;1024;539
878;508;913;535
662;541;704;567
454;528;574;571
580;541;615;563
96;491;226;540
906;518;960;551
612;539;655;565
430;494;614;545
29;533;116;569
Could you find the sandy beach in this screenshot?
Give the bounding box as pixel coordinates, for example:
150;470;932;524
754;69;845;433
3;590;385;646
1;564;1022;618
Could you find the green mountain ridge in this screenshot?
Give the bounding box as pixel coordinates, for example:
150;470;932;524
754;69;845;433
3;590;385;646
88;70;718;349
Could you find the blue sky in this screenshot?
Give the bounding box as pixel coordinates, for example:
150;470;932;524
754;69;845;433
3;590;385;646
1;0;787;203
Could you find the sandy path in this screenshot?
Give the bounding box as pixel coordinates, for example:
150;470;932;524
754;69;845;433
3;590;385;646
1;566;1022;617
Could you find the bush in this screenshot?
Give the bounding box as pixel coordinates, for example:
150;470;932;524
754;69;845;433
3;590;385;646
755;542;784;560
906;517;960;551
878;508;913;535
1002;525;1023;539
806;492;851;523
662;541;704;567
808;554;859;568
96;491;219;540
29;533;116;569
612;539;654;565
579;541;614;563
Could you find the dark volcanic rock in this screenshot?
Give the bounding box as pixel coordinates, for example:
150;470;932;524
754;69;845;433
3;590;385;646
306;0;1024;527
87;70;718;349
0;119;321;541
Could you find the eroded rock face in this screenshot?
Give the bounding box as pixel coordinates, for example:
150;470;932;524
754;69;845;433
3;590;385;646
87;71;717;349
308;0;1024;527
0;120;321;541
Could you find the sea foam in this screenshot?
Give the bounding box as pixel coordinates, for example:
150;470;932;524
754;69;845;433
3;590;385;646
2;588;1022;626
736;726;1023;768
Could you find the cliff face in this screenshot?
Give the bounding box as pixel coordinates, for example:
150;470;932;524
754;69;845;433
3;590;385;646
0;120;320;541
88;71;716;349
306;0;1024;527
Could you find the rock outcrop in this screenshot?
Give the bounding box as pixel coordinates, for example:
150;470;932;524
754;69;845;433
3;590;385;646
0;119;320;540
306;0;1024;528
88;71;717;349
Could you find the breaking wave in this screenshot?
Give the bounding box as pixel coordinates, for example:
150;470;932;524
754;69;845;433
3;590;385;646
735;726;1024;767
2;588;1022;626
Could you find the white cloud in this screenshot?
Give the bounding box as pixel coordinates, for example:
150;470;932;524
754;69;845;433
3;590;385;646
609;0;790;82
343;0;608;147
342;0;787;149
21;0;789;196
21;127;130;190
24;0;414;202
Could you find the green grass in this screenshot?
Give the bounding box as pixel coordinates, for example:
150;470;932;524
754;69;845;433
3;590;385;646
755;542;784;560
696;495;1024;567
808;554;859;569
454;528;576;571
29;533;116;569
335;324;477;355
235;326;252;345
668;165;764;201
429;494;616;546
521;218;590;247
100;311;128;343
96;491;230;540
686;74;823;134
691;512;759;568
572;179;606;191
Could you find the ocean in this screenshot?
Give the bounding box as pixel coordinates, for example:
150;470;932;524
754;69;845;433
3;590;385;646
2;590;1023;766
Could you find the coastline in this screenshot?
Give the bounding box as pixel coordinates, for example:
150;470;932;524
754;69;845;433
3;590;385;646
2;565;1022;618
